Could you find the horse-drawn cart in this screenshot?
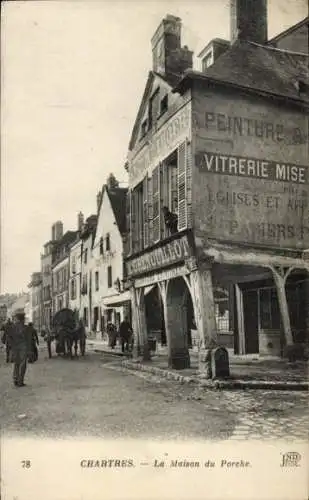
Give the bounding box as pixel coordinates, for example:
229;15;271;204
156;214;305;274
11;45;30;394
51;308;86;358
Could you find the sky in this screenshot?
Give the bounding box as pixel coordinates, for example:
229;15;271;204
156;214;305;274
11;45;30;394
1;0;307;294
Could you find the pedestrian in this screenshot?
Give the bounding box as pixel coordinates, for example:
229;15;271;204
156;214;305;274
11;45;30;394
26;322;39;363
41;326;54;358
77;318;86;356
107;321;117;349
119;317;133;353
1;318;13;363
7;311;32;387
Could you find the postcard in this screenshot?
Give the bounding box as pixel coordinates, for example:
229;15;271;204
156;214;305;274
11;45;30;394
1;1;308;499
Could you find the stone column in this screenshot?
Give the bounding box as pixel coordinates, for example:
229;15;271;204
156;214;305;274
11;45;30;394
159;280;190;370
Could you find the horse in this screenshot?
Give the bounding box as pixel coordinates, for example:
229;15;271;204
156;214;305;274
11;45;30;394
56;325;86;359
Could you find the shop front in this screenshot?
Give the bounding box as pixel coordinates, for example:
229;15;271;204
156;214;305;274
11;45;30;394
126;230;223;370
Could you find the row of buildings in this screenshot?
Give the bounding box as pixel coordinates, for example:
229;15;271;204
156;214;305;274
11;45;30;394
27;1;309;371
27;176;130;338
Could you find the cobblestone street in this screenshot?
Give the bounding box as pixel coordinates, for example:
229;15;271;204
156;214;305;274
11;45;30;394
0;346;308;442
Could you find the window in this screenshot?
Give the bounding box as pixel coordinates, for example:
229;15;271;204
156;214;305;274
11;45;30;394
160;94;168;115
71;279;76;300
82;274;88;295
84;249;88;264
107;266;112;288
141;119;148;138
99;237;103;255
95;271;99;291
131;182;144;253
259;288;280;330
202;50;213;71
72;256;76;274
106;233;110;251
107;309;113;322
83;307;88;326
148;89;160;130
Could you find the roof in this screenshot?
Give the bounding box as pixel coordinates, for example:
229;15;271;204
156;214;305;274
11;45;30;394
269;16;308;44
128;70;181;152
106;186;128;235
174;40;309;105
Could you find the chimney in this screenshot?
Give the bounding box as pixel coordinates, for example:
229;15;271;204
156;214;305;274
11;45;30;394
96;190;103;212
230;0;268;45
151;15;193;79
51;221;63;241
77;211;84;231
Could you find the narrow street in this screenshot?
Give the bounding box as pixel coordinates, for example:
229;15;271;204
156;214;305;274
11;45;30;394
0;345;308;442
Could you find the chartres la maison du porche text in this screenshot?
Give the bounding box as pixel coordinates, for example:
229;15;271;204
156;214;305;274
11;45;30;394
80;458;251;469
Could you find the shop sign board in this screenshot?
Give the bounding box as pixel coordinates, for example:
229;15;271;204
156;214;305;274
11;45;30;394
134;266;188;288
126;233;193;278
128;103;191;188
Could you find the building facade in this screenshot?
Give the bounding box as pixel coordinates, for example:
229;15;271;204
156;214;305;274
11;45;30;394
28;272;42;331
41;221;64;329
51;230;79;317
124;9;309;372
80;215;97;334
92;183;129;337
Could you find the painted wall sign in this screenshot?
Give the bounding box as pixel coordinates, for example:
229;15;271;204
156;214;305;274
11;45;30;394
200;110;307;145
128;103;191;188
193;90;309;250
196;152;308;185
126;234;192;277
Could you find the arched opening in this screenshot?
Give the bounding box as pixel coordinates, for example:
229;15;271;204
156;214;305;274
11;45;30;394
164;276;194;369
285;268;309;345
144;285;167;346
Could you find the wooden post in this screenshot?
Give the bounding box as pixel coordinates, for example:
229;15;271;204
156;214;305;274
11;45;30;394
130;286;141;359
273;271;294;346
137;288;150;361
190;263;217;350
235;284;245;354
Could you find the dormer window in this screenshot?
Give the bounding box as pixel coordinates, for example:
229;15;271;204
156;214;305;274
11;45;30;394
202;50;213;71
160;94;168;115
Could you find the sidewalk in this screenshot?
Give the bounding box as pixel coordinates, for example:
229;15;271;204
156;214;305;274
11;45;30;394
88;339;309;390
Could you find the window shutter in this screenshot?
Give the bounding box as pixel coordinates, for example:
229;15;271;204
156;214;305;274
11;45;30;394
152;165;160;243
148;176;153;246
177;141;187;231
186;141;193;228
143;176;149;248
131;189;137;253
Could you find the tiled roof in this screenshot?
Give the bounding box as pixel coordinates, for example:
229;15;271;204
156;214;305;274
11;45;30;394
107;187;128;235
174;40;309;104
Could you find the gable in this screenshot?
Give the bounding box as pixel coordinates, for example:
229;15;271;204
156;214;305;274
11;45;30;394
128;71;174;153
93;187;116;248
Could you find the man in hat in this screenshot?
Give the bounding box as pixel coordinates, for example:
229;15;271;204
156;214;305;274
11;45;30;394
7;311;32;387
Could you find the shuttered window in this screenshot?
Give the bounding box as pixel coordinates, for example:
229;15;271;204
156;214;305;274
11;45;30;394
177;142;187;231
148;176;153;246
131;189;138;253
186;141;193;228
125;190;131;255
152;165;160;243
143;176;149;248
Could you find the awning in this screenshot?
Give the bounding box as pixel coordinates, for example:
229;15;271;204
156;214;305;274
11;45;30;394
102;290;131;308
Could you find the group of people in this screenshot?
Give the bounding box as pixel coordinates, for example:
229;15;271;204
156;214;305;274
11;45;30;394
106;317;133;353
1;311;39;387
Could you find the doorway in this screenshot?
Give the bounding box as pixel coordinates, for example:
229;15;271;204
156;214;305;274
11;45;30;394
243;290;259;354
